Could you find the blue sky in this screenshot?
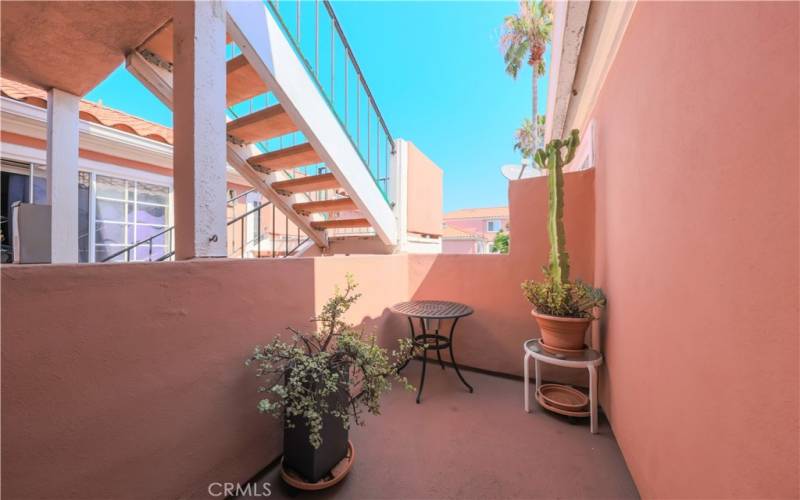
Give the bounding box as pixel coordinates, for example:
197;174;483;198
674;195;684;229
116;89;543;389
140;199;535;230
85;1;548;213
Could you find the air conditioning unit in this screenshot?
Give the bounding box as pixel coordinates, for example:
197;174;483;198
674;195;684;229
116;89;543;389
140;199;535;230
12;202;51;264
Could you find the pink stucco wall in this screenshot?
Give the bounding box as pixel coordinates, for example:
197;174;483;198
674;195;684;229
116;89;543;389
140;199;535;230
588;2;799;498
0;169;594;499
411;170;595;385
0;256;406;499
406;142;443;237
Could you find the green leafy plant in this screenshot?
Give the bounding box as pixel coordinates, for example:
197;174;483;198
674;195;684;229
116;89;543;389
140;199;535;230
246;275;414;448
521;129;607;317
491;230;510;254
522;271;606;318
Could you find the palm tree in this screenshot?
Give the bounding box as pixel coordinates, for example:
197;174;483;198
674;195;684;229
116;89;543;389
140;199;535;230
501;0;553;149
513;118;535;162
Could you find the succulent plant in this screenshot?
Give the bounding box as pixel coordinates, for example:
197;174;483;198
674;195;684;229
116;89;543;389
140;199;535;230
533;129;580;284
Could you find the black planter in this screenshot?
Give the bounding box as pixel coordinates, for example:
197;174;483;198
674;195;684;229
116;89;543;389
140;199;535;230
282;392;349;483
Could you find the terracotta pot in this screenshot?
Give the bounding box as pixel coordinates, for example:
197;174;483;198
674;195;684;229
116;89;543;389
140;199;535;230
531;310;591;350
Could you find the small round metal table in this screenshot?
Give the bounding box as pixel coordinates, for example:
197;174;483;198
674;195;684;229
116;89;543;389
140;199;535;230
523;339;604;434
391;301;473;404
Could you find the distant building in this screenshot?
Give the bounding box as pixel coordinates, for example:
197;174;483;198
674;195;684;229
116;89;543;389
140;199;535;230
441;225;488;254
442;206;509;254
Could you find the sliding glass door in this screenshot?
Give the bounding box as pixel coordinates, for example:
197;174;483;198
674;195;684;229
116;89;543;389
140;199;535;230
86;172;171;262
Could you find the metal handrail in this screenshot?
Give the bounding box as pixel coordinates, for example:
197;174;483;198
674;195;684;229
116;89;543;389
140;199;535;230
228;200;271;225
286;236;310;257
262;0;394;201
227;188;256;205
100;226;174;263
100;190;266;263
322;0;394;152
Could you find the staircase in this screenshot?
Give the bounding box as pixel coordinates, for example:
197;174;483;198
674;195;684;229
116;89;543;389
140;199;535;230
126;0;398;253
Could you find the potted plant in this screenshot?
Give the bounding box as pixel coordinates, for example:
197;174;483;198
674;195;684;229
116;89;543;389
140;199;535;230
246;275;413;485
521;129;607;351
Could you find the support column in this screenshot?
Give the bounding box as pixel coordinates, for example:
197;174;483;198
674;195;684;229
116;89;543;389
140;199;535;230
46;88;80;263
172;0;227;259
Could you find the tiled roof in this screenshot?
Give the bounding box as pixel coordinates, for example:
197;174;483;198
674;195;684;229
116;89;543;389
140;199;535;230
442;226;484;239
445;206;509;220
1;77;173;145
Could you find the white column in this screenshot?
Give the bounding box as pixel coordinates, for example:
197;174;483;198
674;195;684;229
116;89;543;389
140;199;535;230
46;88;80;263
172;0;227;259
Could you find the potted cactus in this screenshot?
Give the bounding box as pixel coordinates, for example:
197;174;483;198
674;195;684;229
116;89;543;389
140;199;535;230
521;129;606;351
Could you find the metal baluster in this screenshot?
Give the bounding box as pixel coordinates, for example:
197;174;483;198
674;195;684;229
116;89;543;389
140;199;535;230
357;84;360;147
272;204;276;258
377;115;380;181
296;0;301;43
385;137;390;195
331;16;335;104
241;217;245;258
148;238;153;261
285;215;289;257
257;205;261;258
344;56;348;127
315;0;319;77
367;108;371;172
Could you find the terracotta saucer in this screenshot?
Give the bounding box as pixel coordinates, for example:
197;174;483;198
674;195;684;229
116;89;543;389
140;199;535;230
281;441;355;491
537;384;589;411
535;388;590;417
539;339;588;355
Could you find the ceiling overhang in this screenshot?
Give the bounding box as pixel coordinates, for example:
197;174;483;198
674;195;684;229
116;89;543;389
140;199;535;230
1;1;173;96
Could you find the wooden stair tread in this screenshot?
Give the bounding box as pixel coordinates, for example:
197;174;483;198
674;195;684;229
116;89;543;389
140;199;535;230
227;105;297;144
271;173;340;194
248;143;321;173
311;218;371;230
227;55;268;106
293;197;357;215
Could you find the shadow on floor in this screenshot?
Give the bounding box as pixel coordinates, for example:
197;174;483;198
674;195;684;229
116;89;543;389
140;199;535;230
239;361;639;500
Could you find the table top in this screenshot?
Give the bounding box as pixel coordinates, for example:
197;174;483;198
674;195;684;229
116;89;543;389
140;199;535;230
391;300;473;319
524;339;603;367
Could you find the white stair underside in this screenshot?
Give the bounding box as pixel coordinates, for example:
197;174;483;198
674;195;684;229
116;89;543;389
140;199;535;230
225;1;398;245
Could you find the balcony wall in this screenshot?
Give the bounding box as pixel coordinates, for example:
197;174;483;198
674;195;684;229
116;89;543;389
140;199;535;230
0;255;408;500
1;170;593;499
409;169;595;383
588;2;799;498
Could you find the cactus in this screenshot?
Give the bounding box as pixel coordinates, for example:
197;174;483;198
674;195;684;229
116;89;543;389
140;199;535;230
533;129;580;284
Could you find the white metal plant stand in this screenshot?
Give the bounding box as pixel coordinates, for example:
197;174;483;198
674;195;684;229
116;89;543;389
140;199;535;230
523;339;604;434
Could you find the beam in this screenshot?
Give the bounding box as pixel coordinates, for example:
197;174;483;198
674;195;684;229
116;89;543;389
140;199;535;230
126;50;174;109
545;0;590;143
46;88;79;263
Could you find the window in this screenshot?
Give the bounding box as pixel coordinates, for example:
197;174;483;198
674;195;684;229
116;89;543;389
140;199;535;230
486;219;502;232
91;173;170;262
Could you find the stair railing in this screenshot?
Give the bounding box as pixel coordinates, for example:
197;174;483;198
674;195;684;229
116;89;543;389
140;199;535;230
100;193;309;262
228;0;396;204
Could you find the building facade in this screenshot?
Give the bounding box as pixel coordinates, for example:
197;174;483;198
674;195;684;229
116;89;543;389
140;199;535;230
442;206;509;254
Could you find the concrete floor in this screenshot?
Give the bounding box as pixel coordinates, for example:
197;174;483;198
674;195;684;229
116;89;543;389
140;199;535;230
242;361;639;500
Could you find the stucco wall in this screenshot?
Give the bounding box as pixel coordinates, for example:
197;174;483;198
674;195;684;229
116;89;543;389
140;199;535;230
588;2;799;498
0;256;407;500
410;169;595;384
0;168;595;499
405;142;443;237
